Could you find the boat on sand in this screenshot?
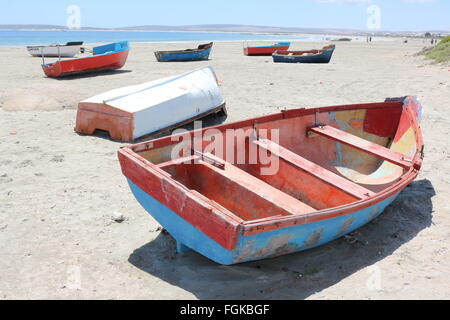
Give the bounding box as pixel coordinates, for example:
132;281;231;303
273;45;335;63
244;42;291;56
27;41;84;57
75;66;226;141
118;96;424;265
154;43;213;62
42;41;129;78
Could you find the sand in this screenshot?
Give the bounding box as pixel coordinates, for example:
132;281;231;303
0;39;449;300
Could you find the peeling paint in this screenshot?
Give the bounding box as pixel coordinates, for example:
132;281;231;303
338;217;355;236
366;206;381;222
260;234;296;258
303;228;324;248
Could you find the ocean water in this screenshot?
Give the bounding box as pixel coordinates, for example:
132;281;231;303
0;30;329;46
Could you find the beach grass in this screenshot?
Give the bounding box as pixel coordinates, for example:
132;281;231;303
424;36;450;63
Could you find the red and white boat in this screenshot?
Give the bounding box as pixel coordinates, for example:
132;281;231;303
42;41;129;78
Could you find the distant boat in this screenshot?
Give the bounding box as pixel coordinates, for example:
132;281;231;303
154;42;213;62
42;41;129;78
118;96;424;265
333;38;352;42
75;66;226;141
272;44;335;63
27;41;84;57
244;42;291;56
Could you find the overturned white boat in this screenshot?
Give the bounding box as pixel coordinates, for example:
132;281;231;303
75;66;227;141
27;42;83;57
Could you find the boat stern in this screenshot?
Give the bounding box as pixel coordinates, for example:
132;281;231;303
75;102;134;141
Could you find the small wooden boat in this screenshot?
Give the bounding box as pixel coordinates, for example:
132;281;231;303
118;96;424;265
27;41;84;57
42;41;129;78
244;42;291;56
154;43;213;62
76;67;226;141
333;38;352;42
273;44;335;63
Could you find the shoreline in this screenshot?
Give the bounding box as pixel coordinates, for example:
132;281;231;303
0;33;399;47
3;38;398;49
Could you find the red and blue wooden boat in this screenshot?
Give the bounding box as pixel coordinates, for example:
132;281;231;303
42;41;129;78
273;44;335;63
154;43;213;62
118;96;424;265
244;42;291;56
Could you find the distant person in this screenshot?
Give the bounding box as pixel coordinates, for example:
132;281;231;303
369;37;372;43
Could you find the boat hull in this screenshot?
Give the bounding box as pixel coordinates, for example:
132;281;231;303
42;50;129;78
75;67;226;141
244;43;290;56
273;47;335;63
155;47;212;62
27;45;81;57
119;96;424;265
128;179;400;265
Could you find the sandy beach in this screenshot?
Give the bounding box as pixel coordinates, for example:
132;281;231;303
0;39;449;300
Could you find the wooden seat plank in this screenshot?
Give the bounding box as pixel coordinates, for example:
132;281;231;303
197;153;317;215
254;138;376;199
308;125;412;169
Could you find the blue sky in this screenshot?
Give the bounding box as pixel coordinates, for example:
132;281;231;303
0;0;448;31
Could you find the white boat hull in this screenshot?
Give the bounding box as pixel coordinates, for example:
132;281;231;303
27;45;81;57
75;66;226;141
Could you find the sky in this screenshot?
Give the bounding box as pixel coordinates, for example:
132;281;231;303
0;0;448;32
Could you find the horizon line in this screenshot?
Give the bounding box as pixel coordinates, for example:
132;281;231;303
0;24;448;34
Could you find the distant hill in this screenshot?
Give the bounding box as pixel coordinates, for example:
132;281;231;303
119;24;363;35
0;24;68;30
0;24;448;36
0;24;107;31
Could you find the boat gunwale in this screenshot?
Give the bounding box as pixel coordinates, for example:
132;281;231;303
27;44;82;49
119;98;423;236
126;100;404;152
244;44;290;51
273;45;335;57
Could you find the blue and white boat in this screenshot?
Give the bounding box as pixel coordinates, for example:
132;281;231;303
154;42;213;62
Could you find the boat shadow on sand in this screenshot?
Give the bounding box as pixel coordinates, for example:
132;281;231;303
47;69;132;81
128;179;435;300
156;59;212;63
